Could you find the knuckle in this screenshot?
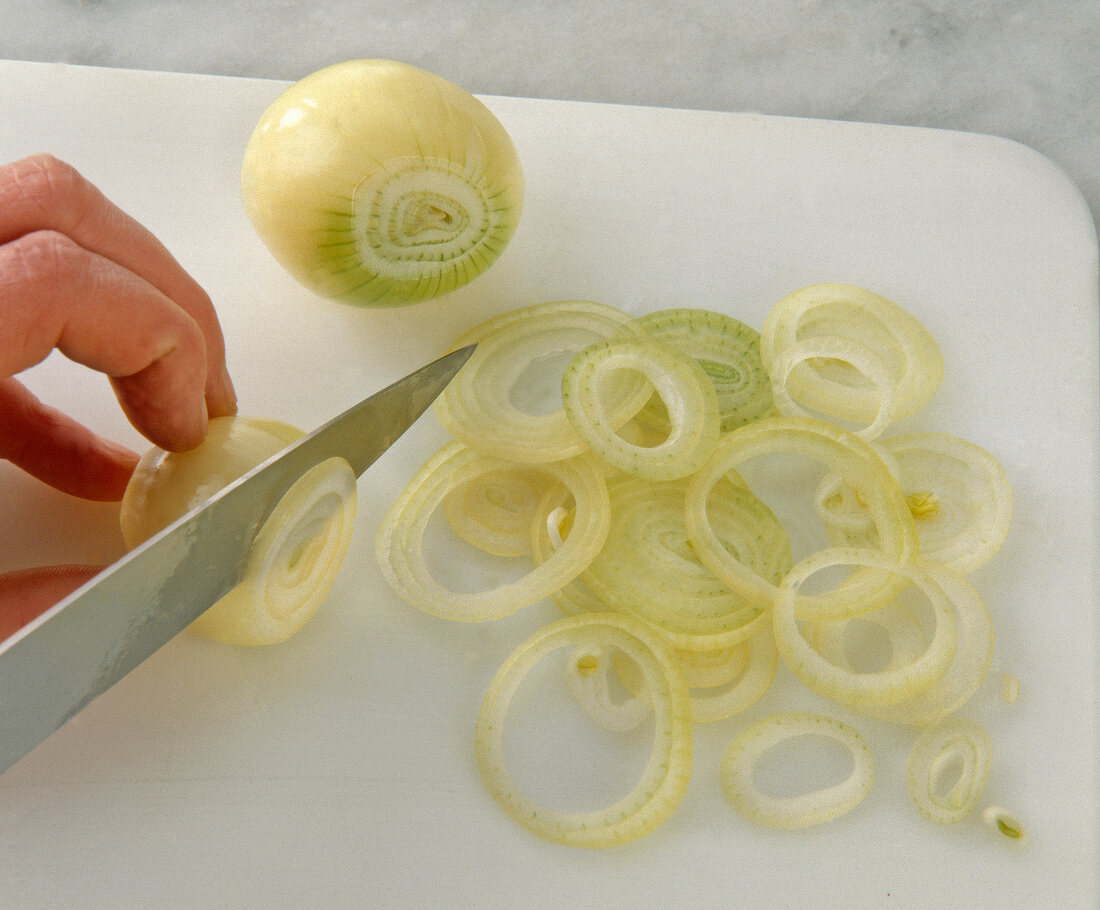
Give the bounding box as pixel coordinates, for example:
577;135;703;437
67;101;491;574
5;230;86;286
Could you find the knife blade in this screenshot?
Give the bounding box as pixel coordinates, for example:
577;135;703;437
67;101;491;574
0;344;475;775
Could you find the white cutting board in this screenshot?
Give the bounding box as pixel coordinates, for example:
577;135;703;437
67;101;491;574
0;60;1096;909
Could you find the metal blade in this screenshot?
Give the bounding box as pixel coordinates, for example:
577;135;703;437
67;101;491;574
0;344;475;775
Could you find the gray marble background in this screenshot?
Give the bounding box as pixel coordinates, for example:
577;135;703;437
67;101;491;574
2;0;1099;230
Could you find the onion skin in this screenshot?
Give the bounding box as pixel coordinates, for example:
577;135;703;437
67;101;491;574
241;59;524;307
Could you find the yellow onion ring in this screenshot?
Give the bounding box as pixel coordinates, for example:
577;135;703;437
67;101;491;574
772;548;957;707
719;712;874;829
759;283;942;428
906;716;992;824
819;432;1013;575
474;612;692;848
637;307;776;431
685;416;917;620
561;336;721;480
433;300;650;462
375;442;609;621
191;457;358;646
583;474;790;652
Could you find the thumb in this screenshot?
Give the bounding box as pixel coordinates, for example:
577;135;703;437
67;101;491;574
0;565;103;641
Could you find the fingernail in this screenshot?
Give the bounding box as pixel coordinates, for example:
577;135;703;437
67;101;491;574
99;437;140;465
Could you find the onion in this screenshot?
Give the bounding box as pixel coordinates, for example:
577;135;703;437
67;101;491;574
982;805;1029;845
685;416;917;620
719;712;874;829
190;457;357;646
474;612;692;848
906;716;992;824
818;432;1013;574
582;474;790;652
120;416;357;645
241;59;523;307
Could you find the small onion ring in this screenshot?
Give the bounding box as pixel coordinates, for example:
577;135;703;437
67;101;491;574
759;283;942;426
375;442;609;621
768;334;898;440
561;336;721;480
474;612;692;848
906;716;992;824
772;548;957;707
636;308;776;432
719;711;874;829
819;432;1014;575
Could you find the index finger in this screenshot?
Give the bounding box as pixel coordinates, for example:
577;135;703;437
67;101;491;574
0;154;237;420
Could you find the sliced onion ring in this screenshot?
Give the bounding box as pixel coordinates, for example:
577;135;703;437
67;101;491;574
637;307;776;431
562;336;721;480
375;442;609;621
719;711;874;829
685;416;917;620
906;716;992;824
819;432;1013;575
474;612;692;848
433;299;650;463
191;457;358;646
772;548;957;707
759;283;942;428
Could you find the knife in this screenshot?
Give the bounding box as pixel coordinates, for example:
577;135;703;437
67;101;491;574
0;344;475;776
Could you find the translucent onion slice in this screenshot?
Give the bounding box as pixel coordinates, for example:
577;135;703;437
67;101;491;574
906;717;992;824
191;457;358;646
685;416;917;620
433;300;650;462
561;336;721;480
442;467;550;557
582;474;790;652
474;613;693;848
636;308;776;431
375;441;609;621
772;548;957;707
719;712;874;829
528;483;613;616
819;433;1013;575
767;334;898;440
678;641;751;690
846;562;993;726
759;283;942;430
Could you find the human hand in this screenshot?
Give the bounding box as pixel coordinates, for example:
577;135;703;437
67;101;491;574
0;154;238;635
